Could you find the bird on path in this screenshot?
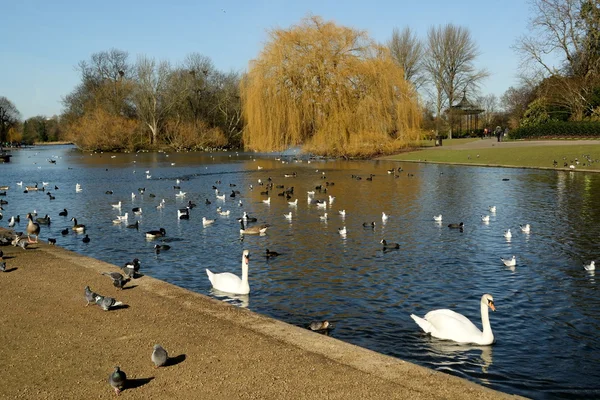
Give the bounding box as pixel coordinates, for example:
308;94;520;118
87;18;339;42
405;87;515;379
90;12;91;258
108;366;127;395
152;344;169;368
84;286;97;306
102;272;130;289
95;295;124;311
122;258;141;279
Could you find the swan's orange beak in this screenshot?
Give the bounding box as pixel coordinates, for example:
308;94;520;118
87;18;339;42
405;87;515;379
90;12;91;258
489;301;496;311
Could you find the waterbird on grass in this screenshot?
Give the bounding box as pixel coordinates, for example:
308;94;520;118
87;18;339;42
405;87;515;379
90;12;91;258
206;249;251;294
410;294;496;345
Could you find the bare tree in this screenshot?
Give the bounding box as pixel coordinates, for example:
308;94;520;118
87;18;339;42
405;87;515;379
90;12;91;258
387;27;426;89
515;0;600;119
133;56;187;145
477;94;499;127
424;24;489;138
0;97;21;143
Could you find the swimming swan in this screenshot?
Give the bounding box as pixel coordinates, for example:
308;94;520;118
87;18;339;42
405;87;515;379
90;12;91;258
410;294;496;345
206;250;250;295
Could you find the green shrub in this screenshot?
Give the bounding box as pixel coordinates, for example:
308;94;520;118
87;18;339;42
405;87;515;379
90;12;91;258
510;121;600;139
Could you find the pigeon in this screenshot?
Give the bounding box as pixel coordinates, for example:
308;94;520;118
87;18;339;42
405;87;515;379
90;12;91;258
95;295;124;311
108;366;127;395
84;286;97;306
151;344;169;368
0;257;6;272
122;258;141;279
102;272;130;290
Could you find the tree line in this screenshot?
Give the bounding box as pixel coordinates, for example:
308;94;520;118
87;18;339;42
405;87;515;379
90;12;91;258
3;1;598;155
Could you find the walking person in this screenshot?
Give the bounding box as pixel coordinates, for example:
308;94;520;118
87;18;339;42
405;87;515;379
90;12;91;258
495;126;502;142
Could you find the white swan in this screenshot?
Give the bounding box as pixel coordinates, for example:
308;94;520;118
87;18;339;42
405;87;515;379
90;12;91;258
411;294;496;345
206;250;250;295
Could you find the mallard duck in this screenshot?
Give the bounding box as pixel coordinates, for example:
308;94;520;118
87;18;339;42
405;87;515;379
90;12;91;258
239;218;268;235
145;228;166;239
26;213;40;243
71;217;86;232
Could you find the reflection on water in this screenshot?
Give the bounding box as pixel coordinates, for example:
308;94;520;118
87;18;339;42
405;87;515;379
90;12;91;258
2;145;600;398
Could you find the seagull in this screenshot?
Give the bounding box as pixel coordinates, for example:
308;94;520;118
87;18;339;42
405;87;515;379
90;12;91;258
338;210;346;217
501;255;516;267
202;217;215;226
481;215;490;222
520;224;531;233
338;226;347;235
319;213;329;221
175;190;186;198
433;215;442;222
288;199;298;206
584;261;595;271
111;201;122;209
284;212;292;221
489;205;497;213
382;212;389;223
262;197;271;204
503;229;512;239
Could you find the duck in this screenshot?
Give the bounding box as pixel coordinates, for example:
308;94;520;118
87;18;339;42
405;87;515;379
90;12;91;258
380;239;400;249
242;212;257;223
584;261;595;271
154;244;171;253
71;217;86;232
132;207;142;215
82;234;91;243
145;228;166;239
503;229;512;239
59;208;68;217
8;216;15;227
122;258;141;279
206;249;250;295
410;294;496;345
238;218;268;235
501;255;516;267
177;208;190;219
202;217;215;226
308;320;333;332
481;215;490;222
266;248;281;258
36;214;51;225
362;221;375;228
127;221;139;229
448;222;464;229
26;213;41;243
61;228;69;235
520;224;531;234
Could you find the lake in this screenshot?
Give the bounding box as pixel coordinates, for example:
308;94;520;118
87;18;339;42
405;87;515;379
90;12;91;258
1;144;599;399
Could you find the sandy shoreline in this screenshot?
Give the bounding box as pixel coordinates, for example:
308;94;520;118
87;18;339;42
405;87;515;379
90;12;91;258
0;241;521;399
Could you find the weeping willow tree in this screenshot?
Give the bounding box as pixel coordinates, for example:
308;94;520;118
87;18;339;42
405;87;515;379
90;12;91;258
241;16;421;157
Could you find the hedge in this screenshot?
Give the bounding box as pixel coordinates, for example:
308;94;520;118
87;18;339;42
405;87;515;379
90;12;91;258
510;121;600;139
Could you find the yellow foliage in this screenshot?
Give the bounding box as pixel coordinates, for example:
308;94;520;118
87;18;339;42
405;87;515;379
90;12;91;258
241;15;421;157
6;127;22;143
65;108;139;151
163;119;228;150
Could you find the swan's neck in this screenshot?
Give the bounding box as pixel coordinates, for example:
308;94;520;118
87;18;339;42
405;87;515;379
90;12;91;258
241;257;249;282
480;302;494;341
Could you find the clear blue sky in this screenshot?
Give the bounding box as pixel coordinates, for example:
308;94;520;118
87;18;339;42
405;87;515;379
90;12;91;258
1;0;533;119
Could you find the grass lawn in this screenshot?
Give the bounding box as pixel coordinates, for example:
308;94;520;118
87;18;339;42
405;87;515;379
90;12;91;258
385;144;600;171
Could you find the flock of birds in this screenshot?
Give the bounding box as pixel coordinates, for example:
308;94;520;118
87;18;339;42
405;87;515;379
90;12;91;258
2;156;598;394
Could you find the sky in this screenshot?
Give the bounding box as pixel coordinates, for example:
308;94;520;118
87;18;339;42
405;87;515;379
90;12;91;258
1;0;536;120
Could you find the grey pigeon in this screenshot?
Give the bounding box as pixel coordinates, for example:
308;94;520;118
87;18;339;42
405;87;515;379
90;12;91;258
84;286;97;306
95;295;124;311
102;272;130;290
151;344;169;368
0;258;6;272
108;366;127;395
122;258;141;279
